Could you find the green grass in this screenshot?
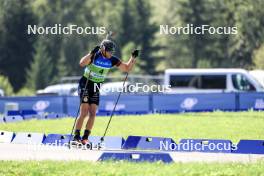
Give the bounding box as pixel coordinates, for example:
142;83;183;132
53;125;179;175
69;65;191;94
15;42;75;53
0;160;264;176
0;111;264;176
0;111;264;143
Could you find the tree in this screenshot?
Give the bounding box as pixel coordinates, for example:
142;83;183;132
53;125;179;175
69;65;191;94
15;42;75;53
0;0;36;91
253;44;264;69
156;0;264;70
152;0;195;69
56;48;68;79
178;0;240;68
228;0;264;68
32;0;99;82
118;0;160;74
26;39;53;90
0;75;14;96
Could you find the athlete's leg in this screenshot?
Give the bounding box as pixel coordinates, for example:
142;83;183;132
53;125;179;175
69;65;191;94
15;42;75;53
73;103;89;140
86;104;97;130
82;104;97;142
75;104;89;129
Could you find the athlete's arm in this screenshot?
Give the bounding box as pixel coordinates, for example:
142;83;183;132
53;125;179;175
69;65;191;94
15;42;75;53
79;53;93;67
117;56;136;72
79;46;100;67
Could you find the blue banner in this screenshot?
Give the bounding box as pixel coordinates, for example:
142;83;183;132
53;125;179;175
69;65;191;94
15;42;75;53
0;96;64;114
66;94;150;116
152;93;237;113
65;96;79;116
239;93;264;110
1;93;264;114
99;94;150;113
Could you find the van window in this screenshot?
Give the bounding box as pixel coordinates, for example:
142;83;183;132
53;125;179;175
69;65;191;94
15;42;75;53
201;75;226;89
232;74;256;91
169;75;199;88
169;75;226;89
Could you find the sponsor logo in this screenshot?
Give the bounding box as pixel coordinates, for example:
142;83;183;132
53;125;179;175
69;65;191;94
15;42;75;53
83;96;88;102
33;101;50;111
105;101;125;111
255;99;264;109
180;98;198;110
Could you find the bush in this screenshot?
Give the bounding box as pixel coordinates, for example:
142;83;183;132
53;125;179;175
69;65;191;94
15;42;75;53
15;87;35;96
253;44;264;69
0;75;14;96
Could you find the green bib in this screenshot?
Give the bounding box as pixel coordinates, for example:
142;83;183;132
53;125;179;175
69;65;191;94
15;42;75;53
83;52;118;83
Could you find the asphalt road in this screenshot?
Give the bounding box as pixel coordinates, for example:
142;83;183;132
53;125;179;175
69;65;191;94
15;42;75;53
0;143;263;163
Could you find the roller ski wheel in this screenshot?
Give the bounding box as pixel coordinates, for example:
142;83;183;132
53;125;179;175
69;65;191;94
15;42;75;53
69;139;83;149
81;139;93;150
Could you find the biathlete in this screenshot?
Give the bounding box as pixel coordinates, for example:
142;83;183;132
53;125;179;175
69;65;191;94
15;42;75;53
71;39;139;146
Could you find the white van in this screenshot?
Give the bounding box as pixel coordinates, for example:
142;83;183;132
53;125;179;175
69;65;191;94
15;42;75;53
164;68;264;93
249;70;264;88
38;81;138;96
0;88;4;96
36;83;78;96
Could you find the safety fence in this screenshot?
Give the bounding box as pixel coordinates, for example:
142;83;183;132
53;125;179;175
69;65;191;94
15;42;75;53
0;131;263;156
0;92;264;115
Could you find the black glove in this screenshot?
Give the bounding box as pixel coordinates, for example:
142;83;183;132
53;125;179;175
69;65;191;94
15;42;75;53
90;45;100;54
131;49;140;58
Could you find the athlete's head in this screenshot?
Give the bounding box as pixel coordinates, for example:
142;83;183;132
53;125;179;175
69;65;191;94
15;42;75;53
100;39;116;58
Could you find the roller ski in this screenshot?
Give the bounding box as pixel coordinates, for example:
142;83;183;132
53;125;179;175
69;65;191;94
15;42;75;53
69;138;93;150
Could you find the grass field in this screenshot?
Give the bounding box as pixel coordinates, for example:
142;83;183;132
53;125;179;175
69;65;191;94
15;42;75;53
0;160;264;176
0;111;264;176
1;111;264;143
